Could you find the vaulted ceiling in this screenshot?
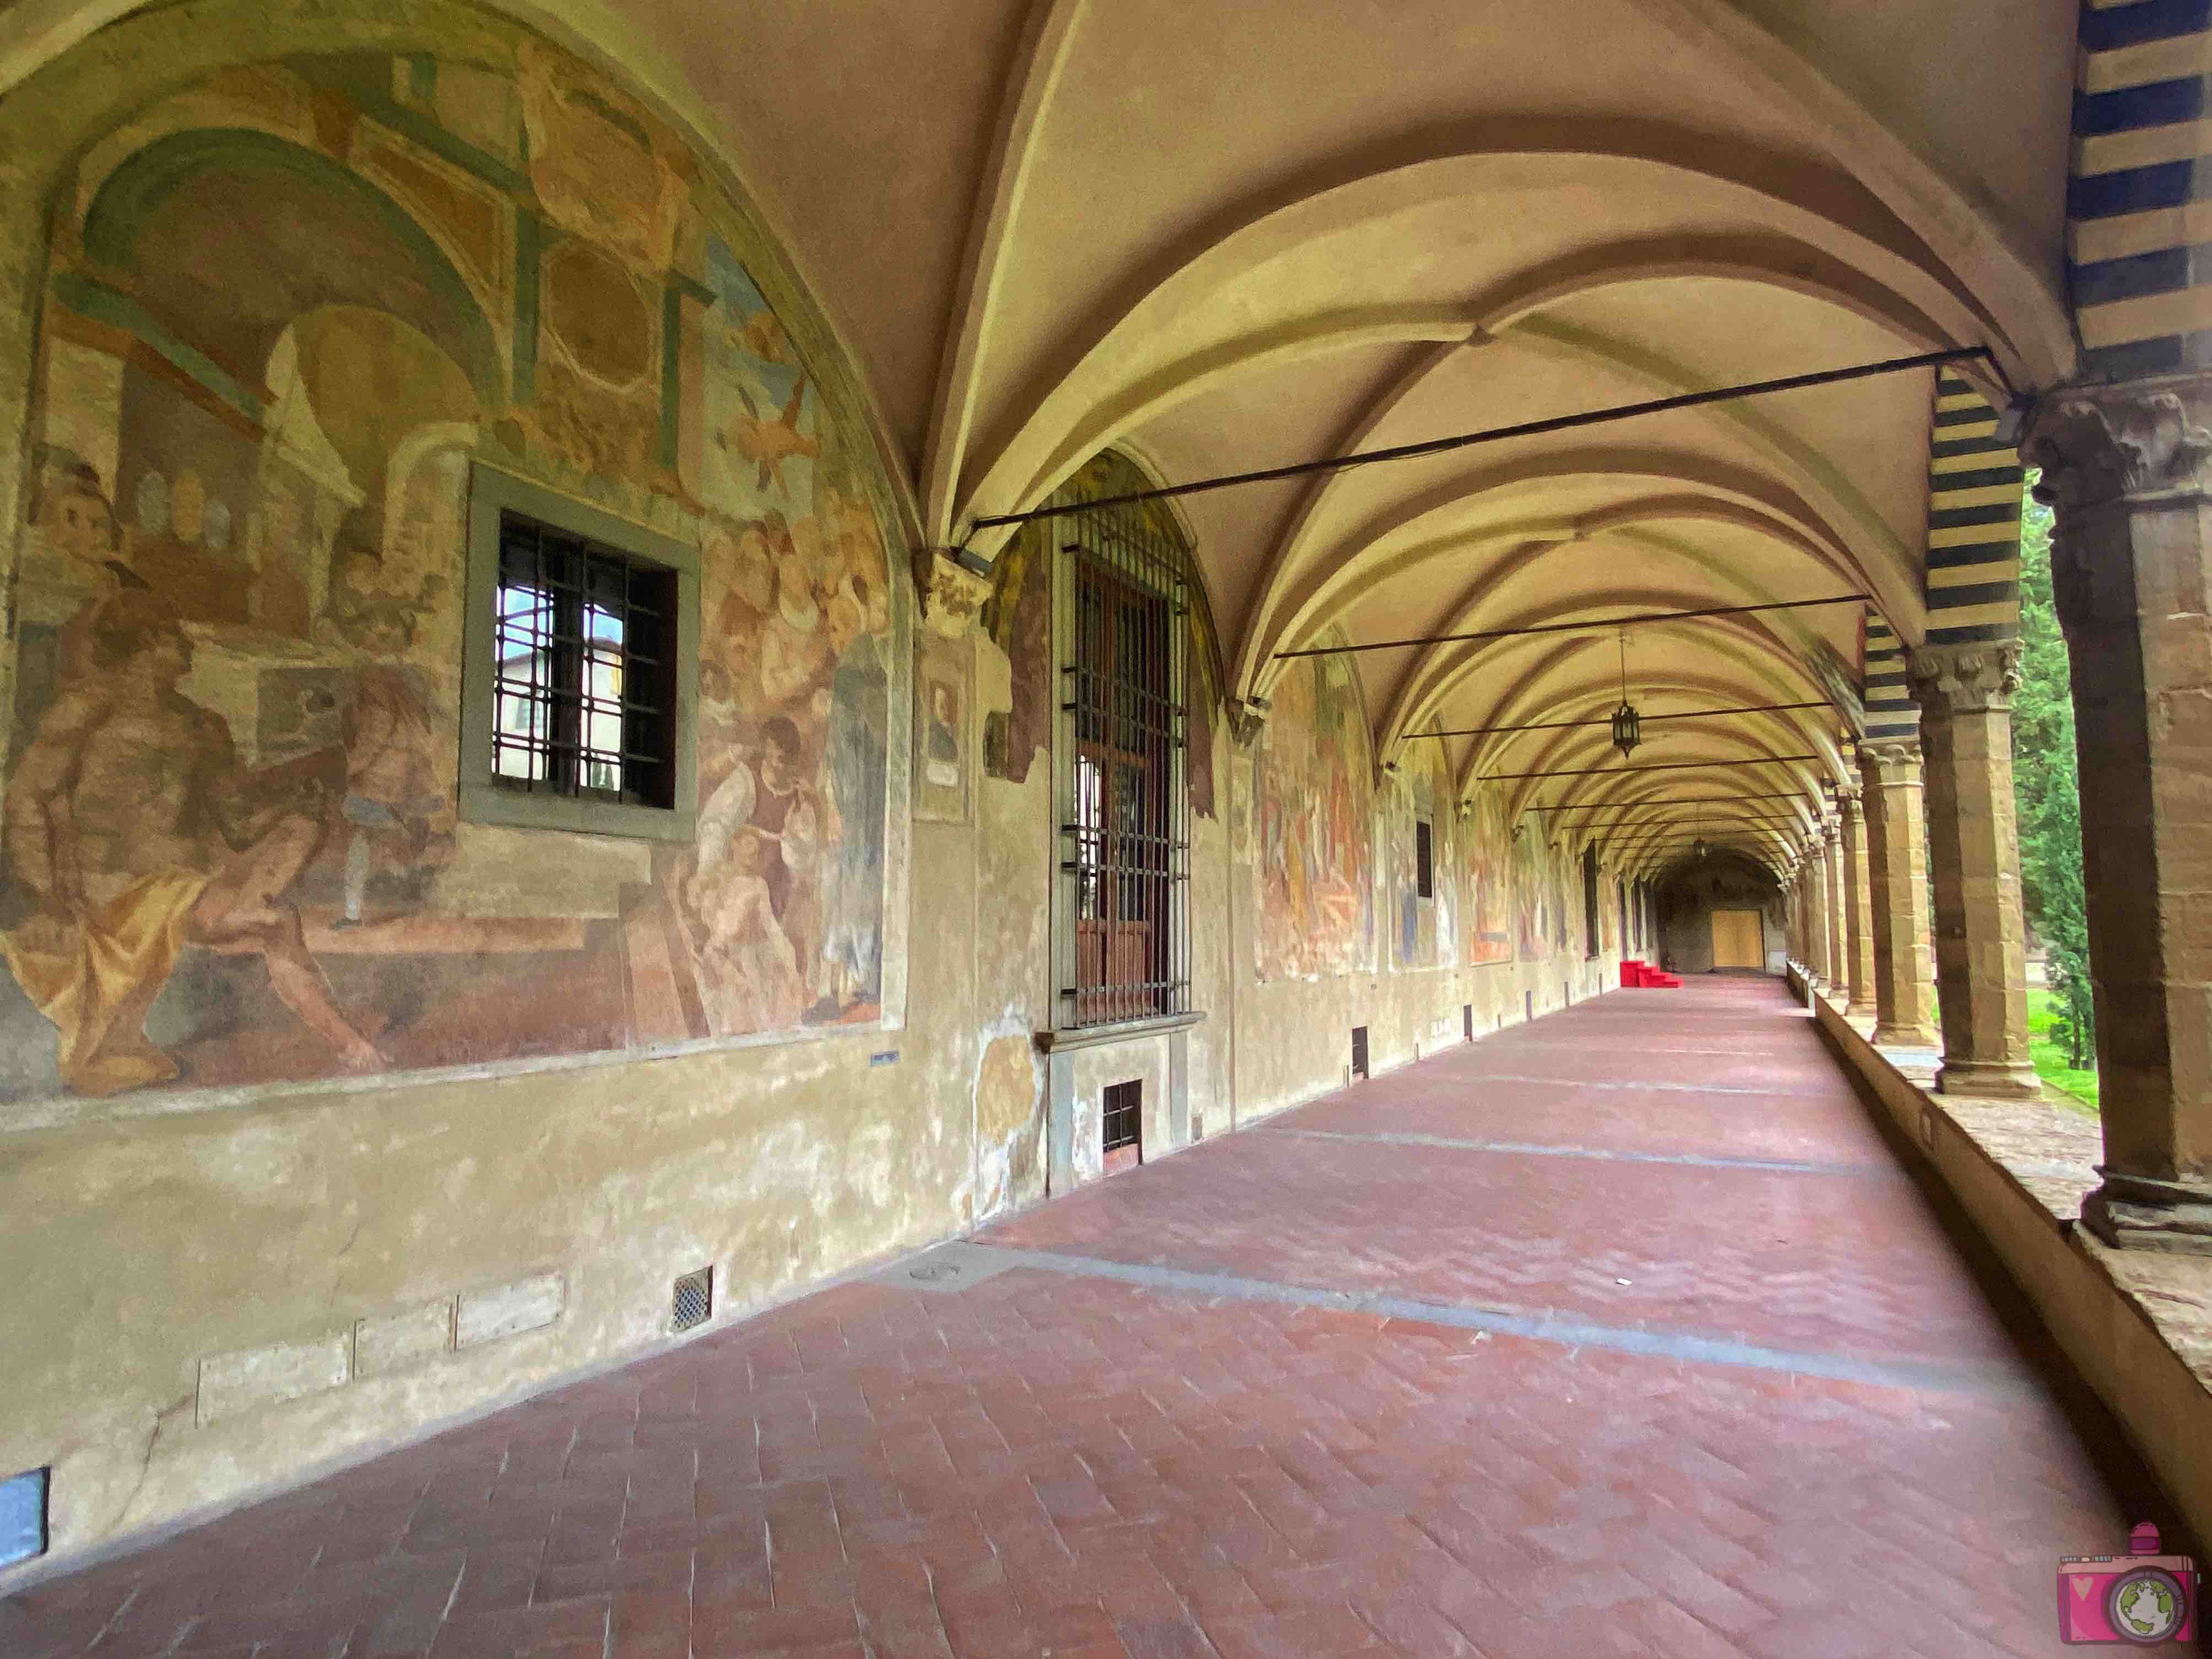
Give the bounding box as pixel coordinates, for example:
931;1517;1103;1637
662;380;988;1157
6;0;2084;876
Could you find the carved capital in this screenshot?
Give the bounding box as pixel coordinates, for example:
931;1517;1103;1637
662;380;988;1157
912;547;993;639
1832;778;1863;818
1860;736;1923;782
2025;385;2212;510
1909;640;2021;717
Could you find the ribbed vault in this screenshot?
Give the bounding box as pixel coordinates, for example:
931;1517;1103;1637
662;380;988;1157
3;0;2079;863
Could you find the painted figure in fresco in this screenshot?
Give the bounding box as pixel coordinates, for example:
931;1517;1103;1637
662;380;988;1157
925;683;961;789
23;448;158;684
755;527;837;742
816;574;888;1016
692;717;821;1026
0;593;384;1092
982;534;1051;785
693;826;808;1032
26;448;126;581
334;669;452;926
707;516;777;714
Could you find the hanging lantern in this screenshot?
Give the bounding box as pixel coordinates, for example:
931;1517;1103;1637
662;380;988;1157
1611;699;1641;760
1610;628;1640;760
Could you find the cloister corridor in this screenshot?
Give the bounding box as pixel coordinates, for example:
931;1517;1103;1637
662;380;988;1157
1;978;2177;1659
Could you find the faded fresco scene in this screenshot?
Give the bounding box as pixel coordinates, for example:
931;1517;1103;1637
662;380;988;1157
1461;783;1514;965
1385;731;1458;971
0;40;901;1105
1252;649;1374;980
1513;818;1571;965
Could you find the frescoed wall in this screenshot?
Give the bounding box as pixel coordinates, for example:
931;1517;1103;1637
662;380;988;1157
0;38;905;1108
1253;645;1374;980
1386;731;1458;971
1462;783;1514;964
1513;817;1549;963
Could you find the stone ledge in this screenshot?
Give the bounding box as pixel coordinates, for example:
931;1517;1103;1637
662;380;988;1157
1792;965;2212;1548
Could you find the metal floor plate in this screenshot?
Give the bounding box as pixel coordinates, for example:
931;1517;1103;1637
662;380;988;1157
868;1240;1025;1295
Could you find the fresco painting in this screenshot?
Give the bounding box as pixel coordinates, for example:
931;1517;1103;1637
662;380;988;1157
1386;732;1457;971
1254;650;1373;979
913;631;970;823
1461;784;1513;964
1513;818;1548;963
0;39;901;1105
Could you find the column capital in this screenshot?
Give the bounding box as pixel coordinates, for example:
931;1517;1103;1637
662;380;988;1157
1860;736;1922;778
1833;779;1864;820
1909;640;2021;717
2024;376;2212;511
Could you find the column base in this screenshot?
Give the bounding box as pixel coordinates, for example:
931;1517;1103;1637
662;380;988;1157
1844;998;1877;1021
1870;1021;1939;1048
1933;1059;2043;1100
2080;1172;2212;1257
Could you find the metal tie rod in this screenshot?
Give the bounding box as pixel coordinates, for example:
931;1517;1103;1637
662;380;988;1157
965;346;1992;534
1430;700;1829;739
1275;595;1865;661
1485;753;1819;783
1544;789;1812;811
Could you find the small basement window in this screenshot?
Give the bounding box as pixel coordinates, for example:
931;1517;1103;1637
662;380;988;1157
1415;820;1434;899
1102;1079;1143;1161
462;468;699;842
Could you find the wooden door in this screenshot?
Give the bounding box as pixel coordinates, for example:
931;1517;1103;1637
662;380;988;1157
1710;909;1764;969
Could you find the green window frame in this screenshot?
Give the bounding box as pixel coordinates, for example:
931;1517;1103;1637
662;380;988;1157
460;465;699;842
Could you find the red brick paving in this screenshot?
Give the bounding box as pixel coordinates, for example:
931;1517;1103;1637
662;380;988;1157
0;978;2175;1657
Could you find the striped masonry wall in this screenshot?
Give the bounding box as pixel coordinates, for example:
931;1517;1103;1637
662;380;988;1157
1922;372;2023;648
2069;0;2212;379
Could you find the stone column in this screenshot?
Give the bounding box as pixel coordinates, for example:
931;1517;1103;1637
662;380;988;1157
2026;384;2212;1253
1859;740;1940;1047
1803;837;1831;989
1822;821;1847;992
1910;644;2039;1098
1838;784;1877;1018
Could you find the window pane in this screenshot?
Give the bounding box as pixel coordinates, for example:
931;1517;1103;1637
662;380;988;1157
487;514;678;809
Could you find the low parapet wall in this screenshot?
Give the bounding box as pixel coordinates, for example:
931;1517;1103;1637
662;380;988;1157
1790;965;2212;1553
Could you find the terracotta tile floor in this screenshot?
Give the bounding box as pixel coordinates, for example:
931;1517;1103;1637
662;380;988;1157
2;978;2187;1658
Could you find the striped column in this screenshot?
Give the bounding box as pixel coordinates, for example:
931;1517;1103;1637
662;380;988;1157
1923;372;2024;648
1861;615;1918;744
2069;0;2212;380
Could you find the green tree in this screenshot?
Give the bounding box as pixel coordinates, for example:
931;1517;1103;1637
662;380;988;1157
2012;483;2094;1068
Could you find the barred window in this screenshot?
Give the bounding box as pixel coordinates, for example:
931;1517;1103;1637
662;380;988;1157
493;517;677;808
1057;487;1192;1029
1583;843;1601;960
461;467;698;843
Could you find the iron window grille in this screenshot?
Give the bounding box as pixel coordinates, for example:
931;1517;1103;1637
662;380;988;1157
1101;1079;1143;1154
461;467;698;843
493;513;677;809
1056;487;1193;1030
1583;843;1601;960
1416;821;1434;899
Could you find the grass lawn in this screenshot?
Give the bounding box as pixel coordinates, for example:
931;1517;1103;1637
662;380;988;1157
2026;987;2099;1113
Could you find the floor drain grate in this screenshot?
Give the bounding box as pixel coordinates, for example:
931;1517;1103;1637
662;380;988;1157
671;1267;713;1332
